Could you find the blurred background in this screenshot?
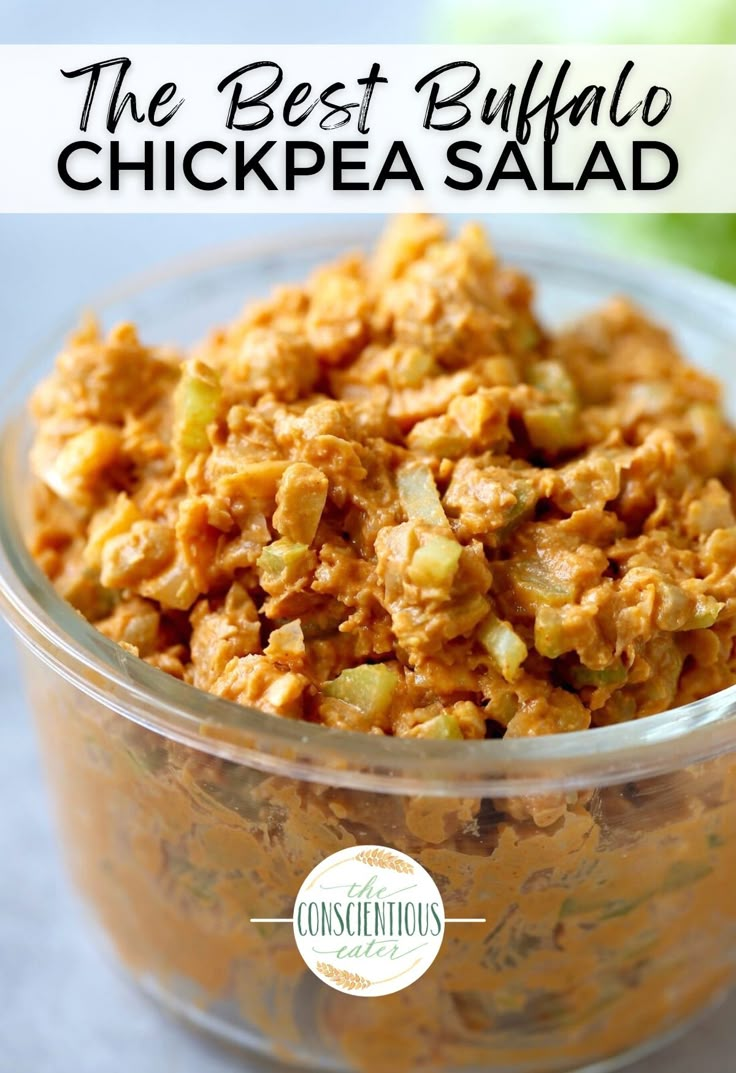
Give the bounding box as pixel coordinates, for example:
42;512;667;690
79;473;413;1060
3;0;735;361
1;3;734;1073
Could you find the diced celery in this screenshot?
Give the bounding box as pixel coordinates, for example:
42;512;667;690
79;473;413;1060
323;664;399;718
662;859;713;893
560;894;646;921
598;691;638;725
300;605;346;640
682;594;723;630
508;561;575;612
411;712;463;740
528;361;578;404
408;535;462;587
478;612;528;682
174;360;221;466
496;479;538;540
567;660;627;689
397;463;448;527
524;402;581;452
257;539;309;581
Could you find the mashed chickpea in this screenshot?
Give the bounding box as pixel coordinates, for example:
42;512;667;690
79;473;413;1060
30;215;736;738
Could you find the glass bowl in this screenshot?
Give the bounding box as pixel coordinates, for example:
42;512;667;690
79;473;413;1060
2;223;736;1073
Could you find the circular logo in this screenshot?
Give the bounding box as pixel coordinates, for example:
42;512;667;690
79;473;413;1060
292;845;445;997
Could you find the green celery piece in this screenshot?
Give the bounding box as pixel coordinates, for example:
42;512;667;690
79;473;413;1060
524;402;581;452
479;613;528;682
397;463;448;527
561;858;714;926
174;361;221;463
505;480;538;528
662;859;713;893
408;534;462;587
257;539;309;579
560;894;646;921
323;664;399;718
412;712;463;740
567;660;628;688
682;594;723;630
511;563;575;613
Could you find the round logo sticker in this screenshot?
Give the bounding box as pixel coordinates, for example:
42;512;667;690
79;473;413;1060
292;844;445;997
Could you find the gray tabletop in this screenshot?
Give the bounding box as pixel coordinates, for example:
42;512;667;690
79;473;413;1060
2;0;735;1059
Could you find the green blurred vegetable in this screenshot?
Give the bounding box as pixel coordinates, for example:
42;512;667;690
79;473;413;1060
408;534;462;587
257;539;310;586
411;712;464;739
397;462;449;527
323;664;399;718
479;612;528;681
173;360;222;468
433;0;736;282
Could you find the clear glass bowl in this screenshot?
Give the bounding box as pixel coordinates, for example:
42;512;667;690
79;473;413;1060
2;224;736;1073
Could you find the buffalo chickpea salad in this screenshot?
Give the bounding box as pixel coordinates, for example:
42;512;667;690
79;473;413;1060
30;214;736;738
17;217;736;1073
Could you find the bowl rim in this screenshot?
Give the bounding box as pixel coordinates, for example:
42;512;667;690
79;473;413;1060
3;220;736;798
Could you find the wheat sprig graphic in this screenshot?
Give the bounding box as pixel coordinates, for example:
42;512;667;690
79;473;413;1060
316;962;372;991
355;848;414;874
305;846;415;889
